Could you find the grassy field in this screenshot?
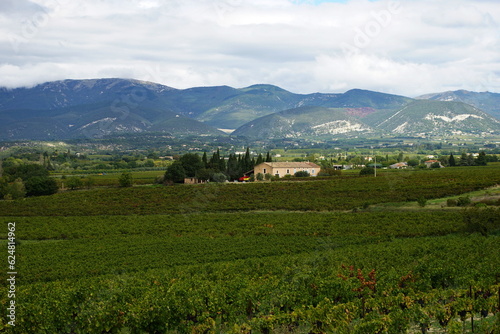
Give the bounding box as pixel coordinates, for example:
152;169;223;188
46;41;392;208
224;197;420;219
0;166;499;333
54;170;166;187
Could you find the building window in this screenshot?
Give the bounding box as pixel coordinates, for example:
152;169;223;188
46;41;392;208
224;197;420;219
263;168;267;174
312;169;315;175
286;169;290;174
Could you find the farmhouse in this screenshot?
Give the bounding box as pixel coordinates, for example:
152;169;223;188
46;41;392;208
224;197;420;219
424;160;444;168
389;162;408;169
184;177;207;184
253;162;321;178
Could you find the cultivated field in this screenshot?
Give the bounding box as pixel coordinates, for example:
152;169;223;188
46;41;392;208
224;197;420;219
0;166;499;333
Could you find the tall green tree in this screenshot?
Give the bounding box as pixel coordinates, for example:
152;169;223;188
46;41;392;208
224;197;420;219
164;161;186;184
476;151;487;166
242;147;252;172
255;153;264;165
25;177;58;196
459;152;469;166
4;164;49;182
448;153;456;167
180;153;204;177
266;152;272;162
202;152;208;168
226;154;241;181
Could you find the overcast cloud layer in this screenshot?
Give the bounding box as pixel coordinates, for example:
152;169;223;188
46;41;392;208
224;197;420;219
0;0;499;96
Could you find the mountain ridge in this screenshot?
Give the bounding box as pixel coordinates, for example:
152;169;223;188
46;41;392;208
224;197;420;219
0;78;499;141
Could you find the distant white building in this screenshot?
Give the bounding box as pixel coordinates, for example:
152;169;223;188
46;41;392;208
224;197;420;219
253;162;321;178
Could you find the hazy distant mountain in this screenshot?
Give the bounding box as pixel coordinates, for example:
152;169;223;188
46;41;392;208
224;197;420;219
233;99;500;140
197;87;412;129
232;106;373;139
0;78;498;141
374;100;500;136
417;90;500;119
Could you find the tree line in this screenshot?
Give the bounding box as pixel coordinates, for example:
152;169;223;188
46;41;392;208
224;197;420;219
0;163;58;200
164;148;272;183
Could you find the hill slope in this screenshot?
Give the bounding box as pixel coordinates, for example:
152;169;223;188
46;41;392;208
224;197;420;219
375;100;500;136
232;106;373;139
417;90;500;119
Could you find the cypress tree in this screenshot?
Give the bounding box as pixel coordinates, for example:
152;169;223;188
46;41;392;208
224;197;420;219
266;151;272;162
202;152;208;168
256;153;264;165
244;147;252;171
449;153;456;167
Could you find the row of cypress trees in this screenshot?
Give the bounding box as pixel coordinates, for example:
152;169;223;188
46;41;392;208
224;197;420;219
165;148;272;183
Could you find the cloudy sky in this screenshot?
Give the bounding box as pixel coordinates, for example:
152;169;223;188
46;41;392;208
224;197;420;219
1;0;499;96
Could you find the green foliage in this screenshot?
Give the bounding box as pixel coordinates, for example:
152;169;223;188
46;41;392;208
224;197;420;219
1;166;499;216
118;172;133;187
164;161;186;184
25;176;58;196
3;163;49;182
462;207;500;236
417;197;427;207
447;198;458;207
2;213;499;333
319;168;342;176
294;170;310;177
430;161;442;169
211;172;227;183
180;153;204;177
2;165;500;332
457;195;471;207
359;167;375;175
476;151;487;166
407;159;420;167
448;153;456;167
195;168;214;181
4;178;26;200
66;176;83;190
83;177;95;189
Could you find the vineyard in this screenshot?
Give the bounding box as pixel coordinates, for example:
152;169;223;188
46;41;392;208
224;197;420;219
0;166;499;333
1;166;500;216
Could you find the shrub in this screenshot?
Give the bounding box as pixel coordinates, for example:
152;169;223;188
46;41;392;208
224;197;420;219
211;173;227;183
84;177;95;189
447;199;458;207
417;197;427;207
359;167;374;176
118;172;133;187
66;176;83;190
320;168;342;176
457;196;471;207
25;176;58;196
462;207;500;236
431;162;442;169
294;171;310;177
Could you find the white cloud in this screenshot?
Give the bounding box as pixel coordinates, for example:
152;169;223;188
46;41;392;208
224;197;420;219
0;0;499;96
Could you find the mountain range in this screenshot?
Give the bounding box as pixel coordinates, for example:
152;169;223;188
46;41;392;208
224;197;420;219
0;78;498;141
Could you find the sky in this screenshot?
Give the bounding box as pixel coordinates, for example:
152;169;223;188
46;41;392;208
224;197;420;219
0;0;499;96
